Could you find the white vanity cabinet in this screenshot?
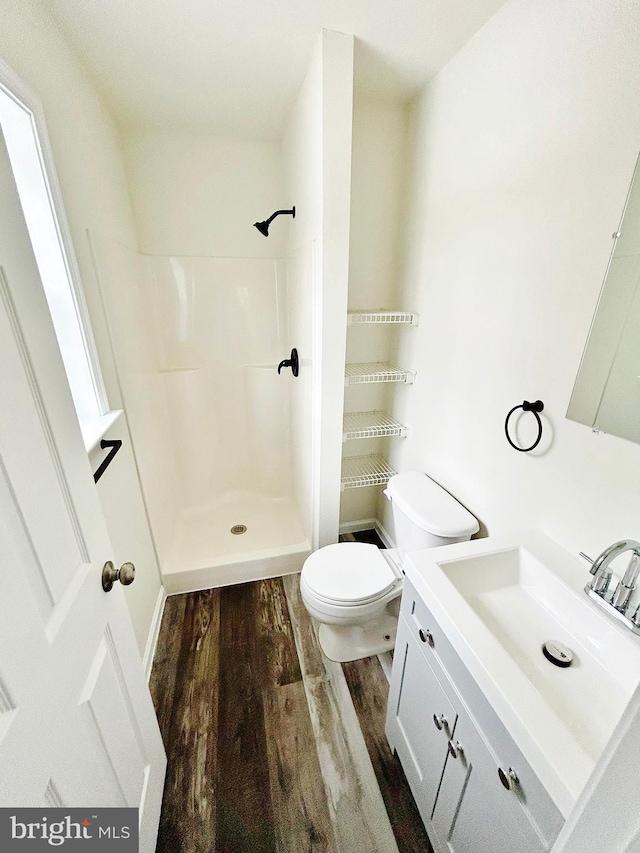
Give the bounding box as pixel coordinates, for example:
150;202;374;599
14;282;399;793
386;581;565;853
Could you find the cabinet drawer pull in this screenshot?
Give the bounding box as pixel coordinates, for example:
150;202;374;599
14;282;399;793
418;628;435;647
498;767;519;790
447;739;463;759
433;713;449;732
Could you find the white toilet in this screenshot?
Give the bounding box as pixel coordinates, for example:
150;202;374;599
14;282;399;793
300;470;479;662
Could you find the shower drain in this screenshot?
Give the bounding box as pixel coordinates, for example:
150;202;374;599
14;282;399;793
230;524;247;535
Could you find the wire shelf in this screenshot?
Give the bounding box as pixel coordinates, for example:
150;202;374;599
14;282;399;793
347;310;420;326
341;455;397;490
344;362;416;386
343;411;408;442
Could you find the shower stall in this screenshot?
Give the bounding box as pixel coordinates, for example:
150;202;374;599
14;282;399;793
91;30;353;593
90;236;317;593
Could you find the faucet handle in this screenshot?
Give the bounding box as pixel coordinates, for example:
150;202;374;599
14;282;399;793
579;552;600;575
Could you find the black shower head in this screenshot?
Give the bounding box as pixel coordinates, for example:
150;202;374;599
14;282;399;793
253;206;295;236
254;219;270;237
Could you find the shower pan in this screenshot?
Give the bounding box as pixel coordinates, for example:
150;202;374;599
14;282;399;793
89;234;313;594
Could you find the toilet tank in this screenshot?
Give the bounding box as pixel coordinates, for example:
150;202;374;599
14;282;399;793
384;471;479;558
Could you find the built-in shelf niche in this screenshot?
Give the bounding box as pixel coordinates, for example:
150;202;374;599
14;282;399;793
340;454;397;491
347;310;420;326
344;362;415;386
340;308;417;491
343;411;408;442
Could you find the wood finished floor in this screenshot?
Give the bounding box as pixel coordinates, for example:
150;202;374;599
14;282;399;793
150;532;432;853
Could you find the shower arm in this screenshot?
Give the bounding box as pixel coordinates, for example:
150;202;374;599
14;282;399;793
253;206;295;236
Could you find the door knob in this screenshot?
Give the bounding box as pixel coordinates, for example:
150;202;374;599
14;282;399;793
102;560;136;592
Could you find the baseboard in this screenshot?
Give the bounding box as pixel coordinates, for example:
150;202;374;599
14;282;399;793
143;585;167;682
339;518;396;549
374;520;395;549
338;518;378;536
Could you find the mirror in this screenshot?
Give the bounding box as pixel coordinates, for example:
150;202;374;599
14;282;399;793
567;152;640;443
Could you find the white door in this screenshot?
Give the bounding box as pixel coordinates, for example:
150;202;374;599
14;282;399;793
0;130;166;850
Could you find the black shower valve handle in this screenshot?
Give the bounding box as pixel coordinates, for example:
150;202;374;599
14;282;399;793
278;348;299;377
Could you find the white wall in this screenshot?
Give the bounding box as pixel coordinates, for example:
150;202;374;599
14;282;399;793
340;94;409;526
0;0;163;655
281;37;323;546
281;30;354;548
318;31;355;546
123;130;286;258
384;0;640;565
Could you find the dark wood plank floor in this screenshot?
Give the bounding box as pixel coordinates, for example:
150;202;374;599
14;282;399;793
150;530;432;853
342;656;432;853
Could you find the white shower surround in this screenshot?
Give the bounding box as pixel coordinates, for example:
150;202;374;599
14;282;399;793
146;253;311;592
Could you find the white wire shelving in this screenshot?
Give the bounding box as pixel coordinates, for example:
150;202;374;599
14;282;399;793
347;310;420;326
340;455;397;491
343;411;408;442
344;362;416;386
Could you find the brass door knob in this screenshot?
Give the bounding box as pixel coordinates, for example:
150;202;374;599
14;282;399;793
102;560;136;592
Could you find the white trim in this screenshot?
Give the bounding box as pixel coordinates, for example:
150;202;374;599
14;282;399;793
143;586;167;683
376;652;393;683
82;409;123;453
338;518;378;535
337;518;396;550
374;520;395;550
0;57;109;416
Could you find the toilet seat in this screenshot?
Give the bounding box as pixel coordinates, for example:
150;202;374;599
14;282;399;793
302;542;397;606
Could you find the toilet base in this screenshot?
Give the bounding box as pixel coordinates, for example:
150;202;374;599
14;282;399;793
317;610;399;662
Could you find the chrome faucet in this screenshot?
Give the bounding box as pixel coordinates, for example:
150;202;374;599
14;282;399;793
585;539;640;632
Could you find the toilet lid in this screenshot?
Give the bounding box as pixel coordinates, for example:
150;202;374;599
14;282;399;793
302;542;397;605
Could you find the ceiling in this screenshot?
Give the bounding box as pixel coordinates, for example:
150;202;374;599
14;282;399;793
43;0;506;140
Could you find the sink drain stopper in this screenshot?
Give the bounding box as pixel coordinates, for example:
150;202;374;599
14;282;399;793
542;640;573;668
230;524;247;535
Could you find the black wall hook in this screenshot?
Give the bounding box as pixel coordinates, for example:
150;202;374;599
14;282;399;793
505;400;544;452
93;438;122;482
278;348;299;377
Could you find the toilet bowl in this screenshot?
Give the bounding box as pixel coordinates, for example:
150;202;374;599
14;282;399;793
300;470;479;662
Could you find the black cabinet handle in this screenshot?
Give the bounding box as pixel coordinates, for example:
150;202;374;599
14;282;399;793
93;439;122;483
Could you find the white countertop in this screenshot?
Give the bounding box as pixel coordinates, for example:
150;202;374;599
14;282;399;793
403;530;640;817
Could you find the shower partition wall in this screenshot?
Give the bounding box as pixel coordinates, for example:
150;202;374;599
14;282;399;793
90;232;312;594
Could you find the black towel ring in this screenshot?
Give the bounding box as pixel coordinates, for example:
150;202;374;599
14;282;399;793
505;400;544;452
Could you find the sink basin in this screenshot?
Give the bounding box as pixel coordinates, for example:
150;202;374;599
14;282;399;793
404;531;640;816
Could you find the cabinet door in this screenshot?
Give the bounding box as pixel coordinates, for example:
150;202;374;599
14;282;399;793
432;703;546;853
386;616;456;823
